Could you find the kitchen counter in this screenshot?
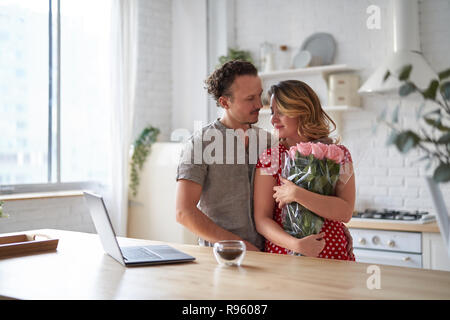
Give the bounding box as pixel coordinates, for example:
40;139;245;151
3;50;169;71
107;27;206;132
346;220;440;233
1;229;450;300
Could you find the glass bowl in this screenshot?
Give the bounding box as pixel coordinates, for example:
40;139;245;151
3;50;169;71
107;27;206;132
213;240;246;266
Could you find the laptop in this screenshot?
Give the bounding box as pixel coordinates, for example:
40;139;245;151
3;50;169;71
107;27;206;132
84;191;195;266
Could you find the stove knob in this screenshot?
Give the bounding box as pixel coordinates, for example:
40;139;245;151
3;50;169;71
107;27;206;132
387;240;395;248
372;236;380;245
358;238;366;245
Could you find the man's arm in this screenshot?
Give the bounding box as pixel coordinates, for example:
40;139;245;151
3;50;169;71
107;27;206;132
175;179;260;251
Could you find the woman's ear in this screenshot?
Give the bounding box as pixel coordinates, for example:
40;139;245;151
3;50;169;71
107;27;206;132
218;96;229;109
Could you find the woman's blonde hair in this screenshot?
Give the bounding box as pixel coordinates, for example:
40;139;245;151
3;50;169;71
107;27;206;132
268;80;339;144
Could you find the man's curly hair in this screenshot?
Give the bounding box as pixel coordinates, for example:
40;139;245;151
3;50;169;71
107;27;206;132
205;60;258;106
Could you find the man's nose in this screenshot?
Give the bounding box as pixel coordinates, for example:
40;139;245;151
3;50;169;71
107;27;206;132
256;97;263;109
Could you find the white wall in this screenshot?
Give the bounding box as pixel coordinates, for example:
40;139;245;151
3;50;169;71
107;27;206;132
171;0;209;134
231;0;450;213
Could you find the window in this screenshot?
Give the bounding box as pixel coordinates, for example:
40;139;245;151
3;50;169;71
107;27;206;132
0;0;113;193
0;0;49;186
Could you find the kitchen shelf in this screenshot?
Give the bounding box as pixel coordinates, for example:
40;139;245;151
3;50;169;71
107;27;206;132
259;64;359;81
260;105;360;115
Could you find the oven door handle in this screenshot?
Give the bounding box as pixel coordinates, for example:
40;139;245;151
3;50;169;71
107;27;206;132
356;252;415;262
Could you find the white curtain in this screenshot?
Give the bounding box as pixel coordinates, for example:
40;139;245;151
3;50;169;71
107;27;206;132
101;0;138;236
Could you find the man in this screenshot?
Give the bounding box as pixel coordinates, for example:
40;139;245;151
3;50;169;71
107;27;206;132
175;60;354;255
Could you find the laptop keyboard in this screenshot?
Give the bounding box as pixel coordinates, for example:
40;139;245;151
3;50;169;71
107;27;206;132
122;247;162;261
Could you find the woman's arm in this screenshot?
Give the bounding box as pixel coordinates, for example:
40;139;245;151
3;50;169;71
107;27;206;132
273;173;356;223
254;168;326;256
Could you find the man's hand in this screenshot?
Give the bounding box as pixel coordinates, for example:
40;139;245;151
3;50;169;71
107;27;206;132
342;225;355;260
243;241;261;252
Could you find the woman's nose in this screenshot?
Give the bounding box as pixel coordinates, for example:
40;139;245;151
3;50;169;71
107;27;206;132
271;114;278;126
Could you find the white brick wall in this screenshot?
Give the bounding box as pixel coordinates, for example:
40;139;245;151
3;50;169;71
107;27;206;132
234;0;450;213
132;0;172;142
0;197;95;234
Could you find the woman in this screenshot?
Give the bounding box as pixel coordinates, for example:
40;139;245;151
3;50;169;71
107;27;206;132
254;80;356;260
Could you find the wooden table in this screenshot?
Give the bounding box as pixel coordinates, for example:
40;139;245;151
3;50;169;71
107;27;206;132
1;229;450;300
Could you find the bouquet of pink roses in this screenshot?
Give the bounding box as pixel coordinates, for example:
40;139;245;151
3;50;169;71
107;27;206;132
281;142;345;246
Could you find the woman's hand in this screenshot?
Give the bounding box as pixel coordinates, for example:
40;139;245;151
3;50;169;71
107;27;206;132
273;177;300;209
291;232;326;257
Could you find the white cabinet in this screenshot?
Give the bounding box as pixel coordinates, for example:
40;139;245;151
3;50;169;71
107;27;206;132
127;142;198;245
422;232;450;272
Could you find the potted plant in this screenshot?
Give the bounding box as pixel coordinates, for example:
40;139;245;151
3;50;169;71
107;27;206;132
0;200;8;218
218;48;254;67
379;65;450;183
379;64;450;257
129;125;160;197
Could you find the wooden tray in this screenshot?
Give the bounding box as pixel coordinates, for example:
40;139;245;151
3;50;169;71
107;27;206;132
0;233;59;258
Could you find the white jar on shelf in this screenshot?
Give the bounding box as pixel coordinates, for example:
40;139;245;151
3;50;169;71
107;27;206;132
277;45;291;70
260;42;274;73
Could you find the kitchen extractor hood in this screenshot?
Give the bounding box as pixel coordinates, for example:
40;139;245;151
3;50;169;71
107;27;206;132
358;0;438;95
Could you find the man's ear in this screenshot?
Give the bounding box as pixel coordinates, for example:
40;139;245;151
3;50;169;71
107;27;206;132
218;96;229;109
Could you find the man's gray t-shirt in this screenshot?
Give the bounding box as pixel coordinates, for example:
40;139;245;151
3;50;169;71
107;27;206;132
176;119;275;251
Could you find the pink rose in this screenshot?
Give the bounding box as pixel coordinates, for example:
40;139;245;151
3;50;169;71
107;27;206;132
326;144;344;164
311;142;328;160
296;142;312;156
289;146;297;160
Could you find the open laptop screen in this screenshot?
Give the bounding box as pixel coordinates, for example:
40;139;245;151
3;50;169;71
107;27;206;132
84;192;126;265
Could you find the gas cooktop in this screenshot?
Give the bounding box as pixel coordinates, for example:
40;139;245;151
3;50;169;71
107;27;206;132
352;208;436;224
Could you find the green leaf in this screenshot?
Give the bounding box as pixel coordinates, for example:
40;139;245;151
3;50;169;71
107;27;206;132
438;68;450;80
433;163;450;183
399;82;416;96
423;108;441;117
383;70;391;82
129;125;160;196
399;64;413;81
377;106;388;123
422;79;439;100
416;102;425;120
394;130;420;153
413;155;430;165
437;132;450;144
392;104;400;123
424;117;450;132
440;81;450;100
386;130;399;146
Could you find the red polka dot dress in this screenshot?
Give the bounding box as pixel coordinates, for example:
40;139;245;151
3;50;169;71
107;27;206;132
256;143;355;261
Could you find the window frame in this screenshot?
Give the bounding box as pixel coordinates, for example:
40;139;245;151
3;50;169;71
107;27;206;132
0;0;88;195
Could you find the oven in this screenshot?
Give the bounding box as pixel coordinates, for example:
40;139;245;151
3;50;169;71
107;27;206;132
349;228;422;268
349;208;435;269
